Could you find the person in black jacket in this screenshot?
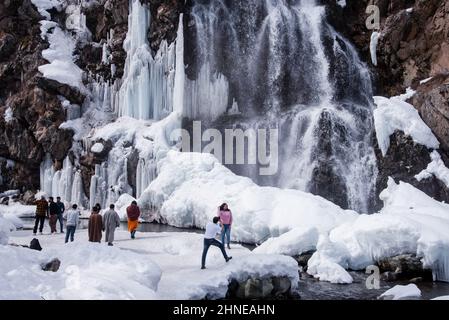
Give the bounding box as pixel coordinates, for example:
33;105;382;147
56;197;65;233
48;197;59;234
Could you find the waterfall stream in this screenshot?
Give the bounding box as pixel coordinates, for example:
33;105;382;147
185;0;378;212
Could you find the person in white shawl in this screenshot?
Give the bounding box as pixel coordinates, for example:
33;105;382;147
103;204;121;246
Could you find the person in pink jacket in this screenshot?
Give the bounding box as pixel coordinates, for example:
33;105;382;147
218;203;233;249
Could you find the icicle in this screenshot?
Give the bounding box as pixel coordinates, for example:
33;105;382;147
101;42;109;64
173;14;185;115
116;0;175;120
71;170;85;207
228;98;241;115
370;31;379;66
40;154;54;196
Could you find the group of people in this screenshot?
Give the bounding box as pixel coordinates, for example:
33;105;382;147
33;196;65;235
34;196;235;269
201;203;234;269
33;196;141;246
87;201;140;246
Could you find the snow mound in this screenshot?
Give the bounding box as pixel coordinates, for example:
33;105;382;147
379;284;421;300
373;94;439;156
306;235;353;284
90;143;104;154
253;226;319;256
307;178;449;283
2;214;23;229
139;150;357;243
0;216;15;245
0;202;36;218
0;242;162;300
38;23;84;90
169;254;299;300
31;0;63;20
432;295;449;300
415;151;449;188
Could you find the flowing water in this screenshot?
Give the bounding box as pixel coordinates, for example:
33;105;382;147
186;0;378;212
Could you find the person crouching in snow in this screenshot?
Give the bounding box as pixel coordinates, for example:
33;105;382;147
88;206;103;243
218;203;233;249
201;216;232;269
103;204;121;246
126;201;140;239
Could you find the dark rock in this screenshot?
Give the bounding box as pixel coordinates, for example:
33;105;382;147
225;278;240;299
41;258;60;272
245;278;274;299
146;0;185;52
0;33;17;61
36;76;85;105
380;271;399;282
409;277;423;283
411;74;449;154
377;253;433;281
29;238;42;251
294;250;316;269
226;276;293;299
21;190;36;205
271;277;291;296
82;0;129;79
374;130;449;210
309;110;349;209
0;1;74;192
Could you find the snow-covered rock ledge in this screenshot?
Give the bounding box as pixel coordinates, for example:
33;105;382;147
139;150;357;244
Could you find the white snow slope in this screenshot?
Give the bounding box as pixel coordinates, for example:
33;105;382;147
3;229;299;300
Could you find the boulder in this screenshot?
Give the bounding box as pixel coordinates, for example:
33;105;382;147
294;250;316;270
374;130;449;210
377;253;433;281
227;276;292;299
411;74;449;154
41;258;60;272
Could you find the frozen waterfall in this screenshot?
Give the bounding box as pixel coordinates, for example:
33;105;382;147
116;0;175;120
184;0;378;212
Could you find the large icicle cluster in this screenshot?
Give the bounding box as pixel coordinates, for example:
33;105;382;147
40;155;87;207
116;0;175;120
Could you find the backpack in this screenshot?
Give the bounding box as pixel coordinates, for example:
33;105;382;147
30;238;42;251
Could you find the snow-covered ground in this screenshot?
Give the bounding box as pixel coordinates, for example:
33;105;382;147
3;228;299;300
379;284;421;300
416;151;449;188
3;159;449;285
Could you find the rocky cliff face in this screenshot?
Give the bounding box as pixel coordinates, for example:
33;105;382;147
326;0;449;205
0;0;448;210
0;0;74;191
0;0;183;195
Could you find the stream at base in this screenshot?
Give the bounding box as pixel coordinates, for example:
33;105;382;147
20;218;449;300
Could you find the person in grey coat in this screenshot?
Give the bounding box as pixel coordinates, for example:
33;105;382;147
64;204;80;243
103;204;121;246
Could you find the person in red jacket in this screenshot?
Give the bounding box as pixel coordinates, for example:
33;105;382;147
126;201;140;239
